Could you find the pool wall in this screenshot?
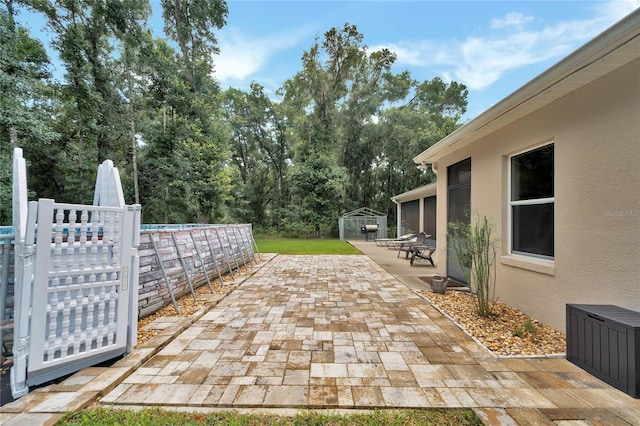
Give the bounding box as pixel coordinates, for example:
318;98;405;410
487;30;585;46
137;224;253;318
0;224;254;353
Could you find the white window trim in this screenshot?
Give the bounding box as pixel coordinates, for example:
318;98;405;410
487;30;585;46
501;253;555;276
507;142;555;262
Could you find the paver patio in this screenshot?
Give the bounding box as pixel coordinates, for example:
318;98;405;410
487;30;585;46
104;255;639;421
2;252;640;425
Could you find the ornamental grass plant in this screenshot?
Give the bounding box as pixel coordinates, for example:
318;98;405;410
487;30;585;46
448;215;497;317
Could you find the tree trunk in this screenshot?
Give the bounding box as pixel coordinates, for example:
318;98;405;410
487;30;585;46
125;48;140;204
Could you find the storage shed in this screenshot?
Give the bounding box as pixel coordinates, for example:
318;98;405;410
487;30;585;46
338;208;387;241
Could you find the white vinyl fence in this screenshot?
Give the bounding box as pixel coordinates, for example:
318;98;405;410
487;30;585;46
3;148;259;400
9;148;141;398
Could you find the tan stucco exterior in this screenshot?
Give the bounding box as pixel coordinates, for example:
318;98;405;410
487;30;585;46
409;12;640;331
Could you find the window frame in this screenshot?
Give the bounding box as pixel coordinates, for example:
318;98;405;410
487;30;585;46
508;142;555;261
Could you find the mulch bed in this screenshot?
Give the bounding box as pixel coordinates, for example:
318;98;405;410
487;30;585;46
419;288;566;356
136;275;228;346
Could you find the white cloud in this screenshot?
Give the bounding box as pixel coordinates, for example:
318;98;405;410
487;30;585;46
378;0;640;90
595;0;640;23
491;12;534;30
213;27;308;83
369;41;439;67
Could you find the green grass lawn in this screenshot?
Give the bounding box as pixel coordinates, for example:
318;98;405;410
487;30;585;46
255;238;361;255
57;407;482;425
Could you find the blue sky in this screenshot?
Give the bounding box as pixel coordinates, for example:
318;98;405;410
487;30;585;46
20;0;640;121
205;0;639;120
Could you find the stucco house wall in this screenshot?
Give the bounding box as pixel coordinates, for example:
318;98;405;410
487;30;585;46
411;12;640;332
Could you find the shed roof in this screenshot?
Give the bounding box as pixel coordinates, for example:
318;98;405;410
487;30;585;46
340;207;386;218
414;9;640;165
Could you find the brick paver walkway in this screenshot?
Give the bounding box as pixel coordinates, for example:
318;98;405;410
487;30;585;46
101;255;640;423
3;254;640;425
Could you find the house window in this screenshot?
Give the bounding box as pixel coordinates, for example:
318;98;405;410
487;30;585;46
447;158;471;284
510;143;554;259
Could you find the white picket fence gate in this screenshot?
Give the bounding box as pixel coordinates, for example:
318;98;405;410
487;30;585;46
9;148;141;398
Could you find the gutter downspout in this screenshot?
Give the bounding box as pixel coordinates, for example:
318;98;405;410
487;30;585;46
430;162;442;275
391;197;401;238
431;162;438;177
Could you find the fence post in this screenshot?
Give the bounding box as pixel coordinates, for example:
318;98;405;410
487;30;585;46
125;204;142;352
10;200;38;399
0;233;14;355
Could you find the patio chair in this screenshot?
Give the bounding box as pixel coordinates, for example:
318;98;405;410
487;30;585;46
410;238;436;267
375;232;416;248
397;231;428;259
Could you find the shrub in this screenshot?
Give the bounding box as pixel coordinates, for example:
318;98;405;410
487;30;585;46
448;215;496;317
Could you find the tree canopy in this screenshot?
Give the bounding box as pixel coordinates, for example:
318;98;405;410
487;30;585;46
1;1;468;236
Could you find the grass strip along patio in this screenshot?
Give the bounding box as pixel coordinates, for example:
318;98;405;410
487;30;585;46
57;407;481;425
254;238;361;255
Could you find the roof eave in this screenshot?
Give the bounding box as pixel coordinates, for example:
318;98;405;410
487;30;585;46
414;9;640;165
391;182;438;203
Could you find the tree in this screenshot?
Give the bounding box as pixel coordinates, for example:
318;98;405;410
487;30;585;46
39;0;129;202
139;0;230;223
372;76;468;222
161;0;227;85
105;0;152;204
279;23;468;236
337;49;408;210
281;24;367;235
4;9;469;232
0;1;54;143
0;0;56;223
222;83;291;231
289;154;345;237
